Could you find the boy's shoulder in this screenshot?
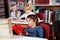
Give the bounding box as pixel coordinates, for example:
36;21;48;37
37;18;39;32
36;26;42;27
36;26;43;29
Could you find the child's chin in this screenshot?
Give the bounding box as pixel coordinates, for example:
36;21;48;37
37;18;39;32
28;25;31;27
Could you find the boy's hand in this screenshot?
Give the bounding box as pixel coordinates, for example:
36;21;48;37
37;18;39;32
26;31;28;35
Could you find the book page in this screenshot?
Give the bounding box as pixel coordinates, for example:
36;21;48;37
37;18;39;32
0;19;13;38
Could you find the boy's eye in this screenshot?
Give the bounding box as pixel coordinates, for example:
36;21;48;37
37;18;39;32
28;20;30;21
27;20;30;22
26;18;31;22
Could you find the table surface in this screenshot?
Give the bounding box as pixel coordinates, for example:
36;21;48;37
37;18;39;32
0;35;48;40
12;20;28;24
12;20;44;24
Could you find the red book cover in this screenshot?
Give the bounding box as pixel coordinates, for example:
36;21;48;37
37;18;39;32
35;0;40;4
50;12;53;22
35;0;49;4
44;0;49;4
39;0;45;4
36;13;44;20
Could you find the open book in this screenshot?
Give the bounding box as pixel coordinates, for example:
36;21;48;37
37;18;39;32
0;18;13;38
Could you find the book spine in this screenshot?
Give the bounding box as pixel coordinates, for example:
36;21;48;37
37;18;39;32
44;10;48;23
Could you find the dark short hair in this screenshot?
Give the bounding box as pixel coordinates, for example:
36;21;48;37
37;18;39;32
27;14;38;25
11;4;16;7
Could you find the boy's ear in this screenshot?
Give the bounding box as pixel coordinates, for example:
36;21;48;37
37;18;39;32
33;20;36;24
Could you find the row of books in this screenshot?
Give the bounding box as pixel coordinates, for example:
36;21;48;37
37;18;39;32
36;9;53;23
44;10;53;23
36;9;60;23
35;0;60;5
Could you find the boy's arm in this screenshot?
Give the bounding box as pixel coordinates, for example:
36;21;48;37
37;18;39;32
25;31;29;35
19;17;26;22
37;27;43;38
21;28;29;35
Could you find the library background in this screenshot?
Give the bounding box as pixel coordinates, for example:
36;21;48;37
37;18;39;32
0;0;60;40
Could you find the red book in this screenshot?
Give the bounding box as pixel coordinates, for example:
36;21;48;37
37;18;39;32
12;24;27;35
36;13;44;20
44;0;49;4
35;0;40;4
35;0;49;4
50;12;53;22
39;0;45;4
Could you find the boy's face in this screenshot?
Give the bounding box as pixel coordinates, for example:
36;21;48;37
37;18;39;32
12;5;17;11
26;18;36;27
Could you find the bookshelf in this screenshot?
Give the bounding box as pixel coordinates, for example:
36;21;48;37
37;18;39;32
38;6;60;10
0;0;5;18
34;0;60;22
34;0;60;10
35;0;60;6
35;4;60;6
34;0;60;40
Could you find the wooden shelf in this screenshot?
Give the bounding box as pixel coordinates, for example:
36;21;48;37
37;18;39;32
0;5;4;7
38;6;60;10
35;4;60;6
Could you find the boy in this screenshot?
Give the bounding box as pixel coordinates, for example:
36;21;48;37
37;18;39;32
25;14;43;38
12;14;43;38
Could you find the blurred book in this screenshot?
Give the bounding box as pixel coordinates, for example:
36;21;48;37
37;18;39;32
49;0;56;5
56;0;60;5
53;10;60;20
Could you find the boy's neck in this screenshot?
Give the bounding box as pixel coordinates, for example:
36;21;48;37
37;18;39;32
31;24;36;28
